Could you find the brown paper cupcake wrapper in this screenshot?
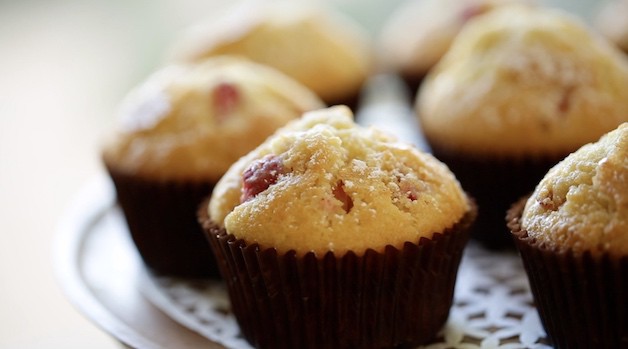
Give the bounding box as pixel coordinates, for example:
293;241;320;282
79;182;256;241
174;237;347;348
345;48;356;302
400;71;427;100
200;203;476;349
507;199;628;349
428;141;567;249
106;165;220;278
324;90;363;113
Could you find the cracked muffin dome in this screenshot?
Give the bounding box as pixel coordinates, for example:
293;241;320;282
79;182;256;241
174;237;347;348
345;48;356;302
521;123;628;257
102;56;323;181
170;1;372;106
209;106;471;256
417;5;628;157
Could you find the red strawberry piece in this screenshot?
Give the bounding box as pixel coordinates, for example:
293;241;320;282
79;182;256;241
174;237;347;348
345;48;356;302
213;82;240;122
240;155;285;202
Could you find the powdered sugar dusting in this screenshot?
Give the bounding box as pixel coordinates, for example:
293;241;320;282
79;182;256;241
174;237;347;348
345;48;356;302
215;107;469;256
117;66;184;132
119;88;171;132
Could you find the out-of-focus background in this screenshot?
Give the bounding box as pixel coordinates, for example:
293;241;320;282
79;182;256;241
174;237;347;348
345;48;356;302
0;1;235;347
0;0;611;348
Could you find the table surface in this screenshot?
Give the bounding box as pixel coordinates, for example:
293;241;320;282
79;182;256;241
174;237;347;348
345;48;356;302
0;1;238;348
54;176;220;349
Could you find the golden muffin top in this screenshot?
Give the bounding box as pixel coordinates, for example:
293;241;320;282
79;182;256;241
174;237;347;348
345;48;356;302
170;2;373;104
417;5;628;157
209;106;470;256
522;123;628;257
102;56;323;181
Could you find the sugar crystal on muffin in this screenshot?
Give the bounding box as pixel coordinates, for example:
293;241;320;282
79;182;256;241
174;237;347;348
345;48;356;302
101;56;323;277
521;123;628;256
209;106;470;256
201;106;476;348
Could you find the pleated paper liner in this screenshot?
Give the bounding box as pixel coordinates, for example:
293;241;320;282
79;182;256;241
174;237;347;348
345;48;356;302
106;164;220;278
427;140;567;249
400;71;427;101
323;91;363;114
508;199;628;349
200;201;476;349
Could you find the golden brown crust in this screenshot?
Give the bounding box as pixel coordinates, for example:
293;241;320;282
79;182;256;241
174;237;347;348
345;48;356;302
209;106;470;256
417;5;628;157
102;57;323;181
170;2;373;103
521;123;628;257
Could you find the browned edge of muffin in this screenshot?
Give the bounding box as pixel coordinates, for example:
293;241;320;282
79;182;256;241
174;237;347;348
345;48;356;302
199;199;476;349
507;198;628;349
105;162;221;279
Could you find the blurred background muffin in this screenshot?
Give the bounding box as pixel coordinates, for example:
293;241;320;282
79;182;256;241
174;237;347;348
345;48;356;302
102;56;323;278
594;0;628;55
508;122;627;349
202;106;475;349
416;5;628;248
378;0;533;98
170;0;374;110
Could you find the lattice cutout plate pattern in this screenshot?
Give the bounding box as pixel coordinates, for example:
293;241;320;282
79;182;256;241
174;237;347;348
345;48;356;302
139;243;552;349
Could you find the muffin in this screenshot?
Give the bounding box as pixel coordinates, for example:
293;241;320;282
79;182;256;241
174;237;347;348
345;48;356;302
595;0;628;55
417;5;628;248
102;56;323;278
507;123;628;349
378;0;531;96
170;1;373;110
200;106;476;348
